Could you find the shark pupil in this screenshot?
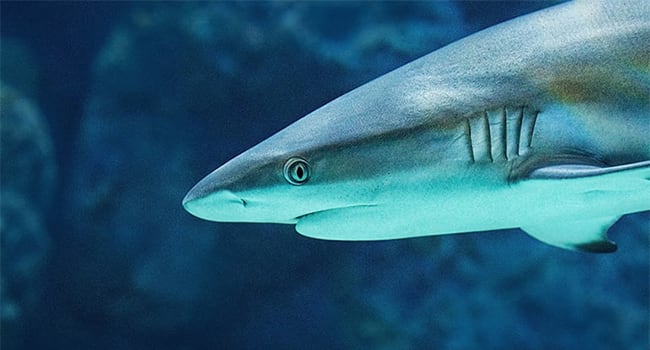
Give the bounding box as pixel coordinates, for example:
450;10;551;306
284;157;310;185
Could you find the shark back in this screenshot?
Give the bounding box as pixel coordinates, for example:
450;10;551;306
259;0;649;160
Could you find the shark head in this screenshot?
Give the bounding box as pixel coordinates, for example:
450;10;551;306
181;84;461;229
182;102;392;225
181;149;323;224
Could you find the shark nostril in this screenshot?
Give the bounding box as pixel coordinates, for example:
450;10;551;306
241;198;248;207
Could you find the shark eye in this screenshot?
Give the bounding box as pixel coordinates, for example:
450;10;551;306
283;157;310;185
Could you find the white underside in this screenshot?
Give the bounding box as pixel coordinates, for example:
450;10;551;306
295;163;650;243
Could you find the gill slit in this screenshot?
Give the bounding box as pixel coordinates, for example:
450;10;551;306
528;111;538;148
466;105;539;163
483;111;494;162
466;118;475;163
500;107;507;160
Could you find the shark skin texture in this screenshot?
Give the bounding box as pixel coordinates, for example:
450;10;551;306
184;0;650;253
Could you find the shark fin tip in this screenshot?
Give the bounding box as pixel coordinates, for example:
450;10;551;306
522;216;620;253
572;240;617;254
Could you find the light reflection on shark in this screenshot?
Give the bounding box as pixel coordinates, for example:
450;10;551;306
183;0;650;253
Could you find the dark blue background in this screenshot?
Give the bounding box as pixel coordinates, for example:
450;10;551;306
1;2;648;349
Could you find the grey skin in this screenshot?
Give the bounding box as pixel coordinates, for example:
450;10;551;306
184;0;650;253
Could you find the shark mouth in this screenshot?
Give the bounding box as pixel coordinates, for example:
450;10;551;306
293;203;378;221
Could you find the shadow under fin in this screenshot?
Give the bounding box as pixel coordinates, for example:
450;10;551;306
522;216;619;253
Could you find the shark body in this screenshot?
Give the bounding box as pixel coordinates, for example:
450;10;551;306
184;0;650;253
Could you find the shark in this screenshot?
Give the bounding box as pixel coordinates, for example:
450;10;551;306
183;0;650;253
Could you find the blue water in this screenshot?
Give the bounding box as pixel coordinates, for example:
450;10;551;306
1;2;648;349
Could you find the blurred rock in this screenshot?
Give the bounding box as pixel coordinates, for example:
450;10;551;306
0;192;50;319
0;85;54;348
0;40;39;98
458;1;565;32
280;1;467;81
0;85;56;210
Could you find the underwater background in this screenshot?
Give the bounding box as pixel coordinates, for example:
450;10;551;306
1;1;648;349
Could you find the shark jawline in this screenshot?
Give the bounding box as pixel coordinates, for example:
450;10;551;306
294;203;378;221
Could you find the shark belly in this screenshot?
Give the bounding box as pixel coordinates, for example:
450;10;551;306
296;162;650;242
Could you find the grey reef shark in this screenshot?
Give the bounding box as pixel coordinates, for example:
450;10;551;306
184;0;650;253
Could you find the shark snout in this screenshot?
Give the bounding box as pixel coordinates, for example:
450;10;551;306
182;179;244;209
182;165;248;221
183;185;246;221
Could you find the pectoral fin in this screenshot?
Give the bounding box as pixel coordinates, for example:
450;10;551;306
519;160;648;253
522;216;618;253
528;160;650;180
